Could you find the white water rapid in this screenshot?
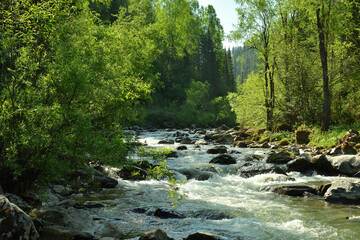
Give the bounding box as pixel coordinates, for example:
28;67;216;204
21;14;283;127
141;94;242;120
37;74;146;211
80;129;360;240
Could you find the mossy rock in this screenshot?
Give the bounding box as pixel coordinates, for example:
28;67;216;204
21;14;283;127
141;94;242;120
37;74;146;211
278;139;290;146
295;127;311;144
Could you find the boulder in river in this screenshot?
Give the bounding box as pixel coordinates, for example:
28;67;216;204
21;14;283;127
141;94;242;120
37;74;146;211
324;180;360;204
139;229;174;240
195;139;208;145
327;155;360;176
311;155;338;176
183;232;221;240
268;186;318;197
207;146;228;154
265;151;295;164
209;154;237;165
158;138;175;144
286;157;314;173
174;168;213;181
154;208;183;219
238;162;286;178
0;194;39;240
177;146;188;151
92;175;118;188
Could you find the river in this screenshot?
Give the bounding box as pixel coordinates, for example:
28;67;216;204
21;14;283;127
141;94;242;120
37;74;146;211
80;129;360;240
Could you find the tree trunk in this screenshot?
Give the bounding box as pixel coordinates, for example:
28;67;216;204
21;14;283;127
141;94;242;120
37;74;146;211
316;8;330;131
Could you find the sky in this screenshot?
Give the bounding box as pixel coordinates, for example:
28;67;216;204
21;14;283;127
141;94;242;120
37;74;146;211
198;0;239;49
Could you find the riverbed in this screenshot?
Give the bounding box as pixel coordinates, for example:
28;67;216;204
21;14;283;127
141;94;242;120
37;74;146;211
80;129;360;240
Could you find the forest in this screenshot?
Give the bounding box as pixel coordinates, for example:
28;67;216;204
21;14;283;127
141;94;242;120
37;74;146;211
0;0;360;192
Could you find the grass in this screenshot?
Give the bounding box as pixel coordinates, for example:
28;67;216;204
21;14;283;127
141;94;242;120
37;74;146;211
308;125;358;147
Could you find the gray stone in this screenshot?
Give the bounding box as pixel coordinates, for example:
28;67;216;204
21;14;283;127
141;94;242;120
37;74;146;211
4;193;31;212
175;168;213;181
238;162;286;178
209;154;237;165
0;194;39;240
324;180;360;204
287;157;314;173
265;151;294;164
327;155;360;176
139;228;173;240
35;206;94;235
183;232;221;240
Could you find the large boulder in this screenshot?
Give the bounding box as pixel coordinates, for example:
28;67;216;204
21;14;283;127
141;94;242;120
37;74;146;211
295;128;311;144
118;161;154;180
265;151;295;164
207;146;228;154
4;193;31;213
35;206;94;239
209;154;237;165
238;162;286;178
175;168;213;181
324;180;360;204
154;209;183;219
287;157;314;173
158;138;175;144
327;155;360;176
183;232;221;240
0;194;39;240
268;186;318;197
311;155;338;176
92;175;118;188
139;229;173;240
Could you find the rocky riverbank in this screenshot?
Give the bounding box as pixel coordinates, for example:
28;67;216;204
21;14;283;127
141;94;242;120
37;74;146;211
2;126;360;240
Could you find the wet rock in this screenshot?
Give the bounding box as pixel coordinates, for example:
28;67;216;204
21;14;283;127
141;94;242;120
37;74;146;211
52;184;72;196
158;138;175;144
295;128;311;144
192;211;230;220
324;180;360;204
0;194;39;240
82;202;105;209
209;154;237;165
311;155;338;176
35;206;94;237
205;133;234;144
265;151;294;164
40;226;95;240
327;155;360;176
4;193;31;213
165;151;179;158
177;146;188;151
217;124;230;131
139;229;173;240
118;161;154;180
154;209;183;219
174;131;189;138
287;157;314;173
180;137;194;144
93;176;118;188
244;154;263;161
183;232;221;240
207;146;228;154
232;141;248;148
269;186;318;197
238;162;286;178
195;139;208;145
318;184;332;196
131;208;147;214
176;168;213;181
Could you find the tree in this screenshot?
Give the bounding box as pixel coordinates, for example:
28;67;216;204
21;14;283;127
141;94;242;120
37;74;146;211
232;0;277;129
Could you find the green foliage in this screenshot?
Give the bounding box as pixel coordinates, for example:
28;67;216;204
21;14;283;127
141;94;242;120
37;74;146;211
228;72;266;128
309;125;356;147
0;0;158;193
136;146;187;206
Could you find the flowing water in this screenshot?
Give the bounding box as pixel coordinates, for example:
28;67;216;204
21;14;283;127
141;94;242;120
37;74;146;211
80;130;360;240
